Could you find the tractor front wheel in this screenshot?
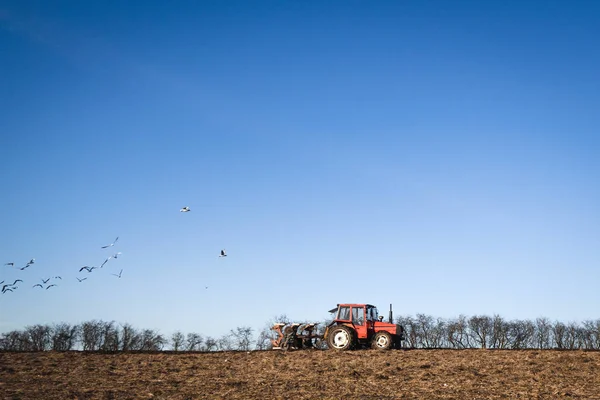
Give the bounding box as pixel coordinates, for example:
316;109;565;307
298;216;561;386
326;325;355;350
371;331;393;350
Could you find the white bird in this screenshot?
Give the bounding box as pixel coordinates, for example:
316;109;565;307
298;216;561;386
112;269;123;278
180;206;191;212
102;237;119;249
33;284;43;289
77;277;87;282
219;249;227;257
4;262;14;267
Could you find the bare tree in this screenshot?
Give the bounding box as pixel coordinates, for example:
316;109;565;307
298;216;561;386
230;326;254;351
170;331;185;351
217;334;233;351
414;314;434;348
396;315;417;348
552;321;567;349
138;329;165;351
431;317;447;348
0;330;31;351
81;320;105;351
185;333;203;351
468;316;492;349
535;317;552;349
51;323;80;351
203;336;218;352
447;315;471;349
507;320;534;349
565;322;582;350
490;315;509;349
255;329;272;350
581;320;600;350
120;323;139;351
26;324;51;351
101;321;120;351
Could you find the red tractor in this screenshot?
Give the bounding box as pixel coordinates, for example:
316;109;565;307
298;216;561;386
270;303;404;351
324;303;405;350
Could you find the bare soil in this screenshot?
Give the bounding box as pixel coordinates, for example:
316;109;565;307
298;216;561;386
1;349;599;399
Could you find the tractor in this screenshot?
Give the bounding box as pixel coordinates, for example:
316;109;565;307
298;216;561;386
270;303;404;350
324;303;404;350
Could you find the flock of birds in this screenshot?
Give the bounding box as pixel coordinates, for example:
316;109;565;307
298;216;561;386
2;237;122;295
2;206;226;295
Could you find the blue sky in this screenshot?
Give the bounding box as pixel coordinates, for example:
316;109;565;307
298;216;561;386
1;0;599;340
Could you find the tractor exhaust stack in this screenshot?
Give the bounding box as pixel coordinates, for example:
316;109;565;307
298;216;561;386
389;304;393;324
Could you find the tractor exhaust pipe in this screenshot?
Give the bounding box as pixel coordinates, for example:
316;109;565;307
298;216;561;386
389;304;393;324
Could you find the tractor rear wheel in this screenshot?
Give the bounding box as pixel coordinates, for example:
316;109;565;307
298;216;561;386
371;331;393;350
326;325;355;350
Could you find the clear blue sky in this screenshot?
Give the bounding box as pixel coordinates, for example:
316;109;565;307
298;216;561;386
1;0;599;339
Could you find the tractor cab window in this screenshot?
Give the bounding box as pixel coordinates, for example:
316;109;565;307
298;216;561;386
367;307;379;322
352;307;365;326
337;306;350;321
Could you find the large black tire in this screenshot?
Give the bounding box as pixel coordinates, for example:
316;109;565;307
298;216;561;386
326;325;355;350
371;331;393;350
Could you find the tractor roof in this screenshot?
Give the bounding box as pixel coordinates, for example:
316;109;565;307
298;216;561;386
328;303;376;313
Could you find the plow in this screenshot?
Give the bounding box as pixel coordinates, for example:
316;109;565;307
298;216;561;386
270;303;405;350
270;322;323;350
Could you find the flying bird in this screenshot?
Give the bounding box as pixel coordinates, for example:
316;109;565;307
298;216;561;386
41;278;51;284
2;288;13;293
2;282;20;292
45;284;57;290
54;276;62;280
21;258;35;269
112;269;123;278
80;266;97;273
4;262;14;267
180;206;191;212
76;277;87;282
12;279;23;285
100;257;111;268
112;252;122;259
101;237;119;249
33;284;43;289
219;249;227;257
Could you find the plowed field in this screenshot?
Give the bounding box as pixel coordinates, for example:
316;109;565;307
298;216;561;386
1;349;599;399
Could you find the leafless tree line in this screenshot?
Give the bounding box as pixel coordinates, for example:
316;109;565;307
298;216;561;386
0;320;255;352
1;315;599;352
396;314;600;350
0;321;168;352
